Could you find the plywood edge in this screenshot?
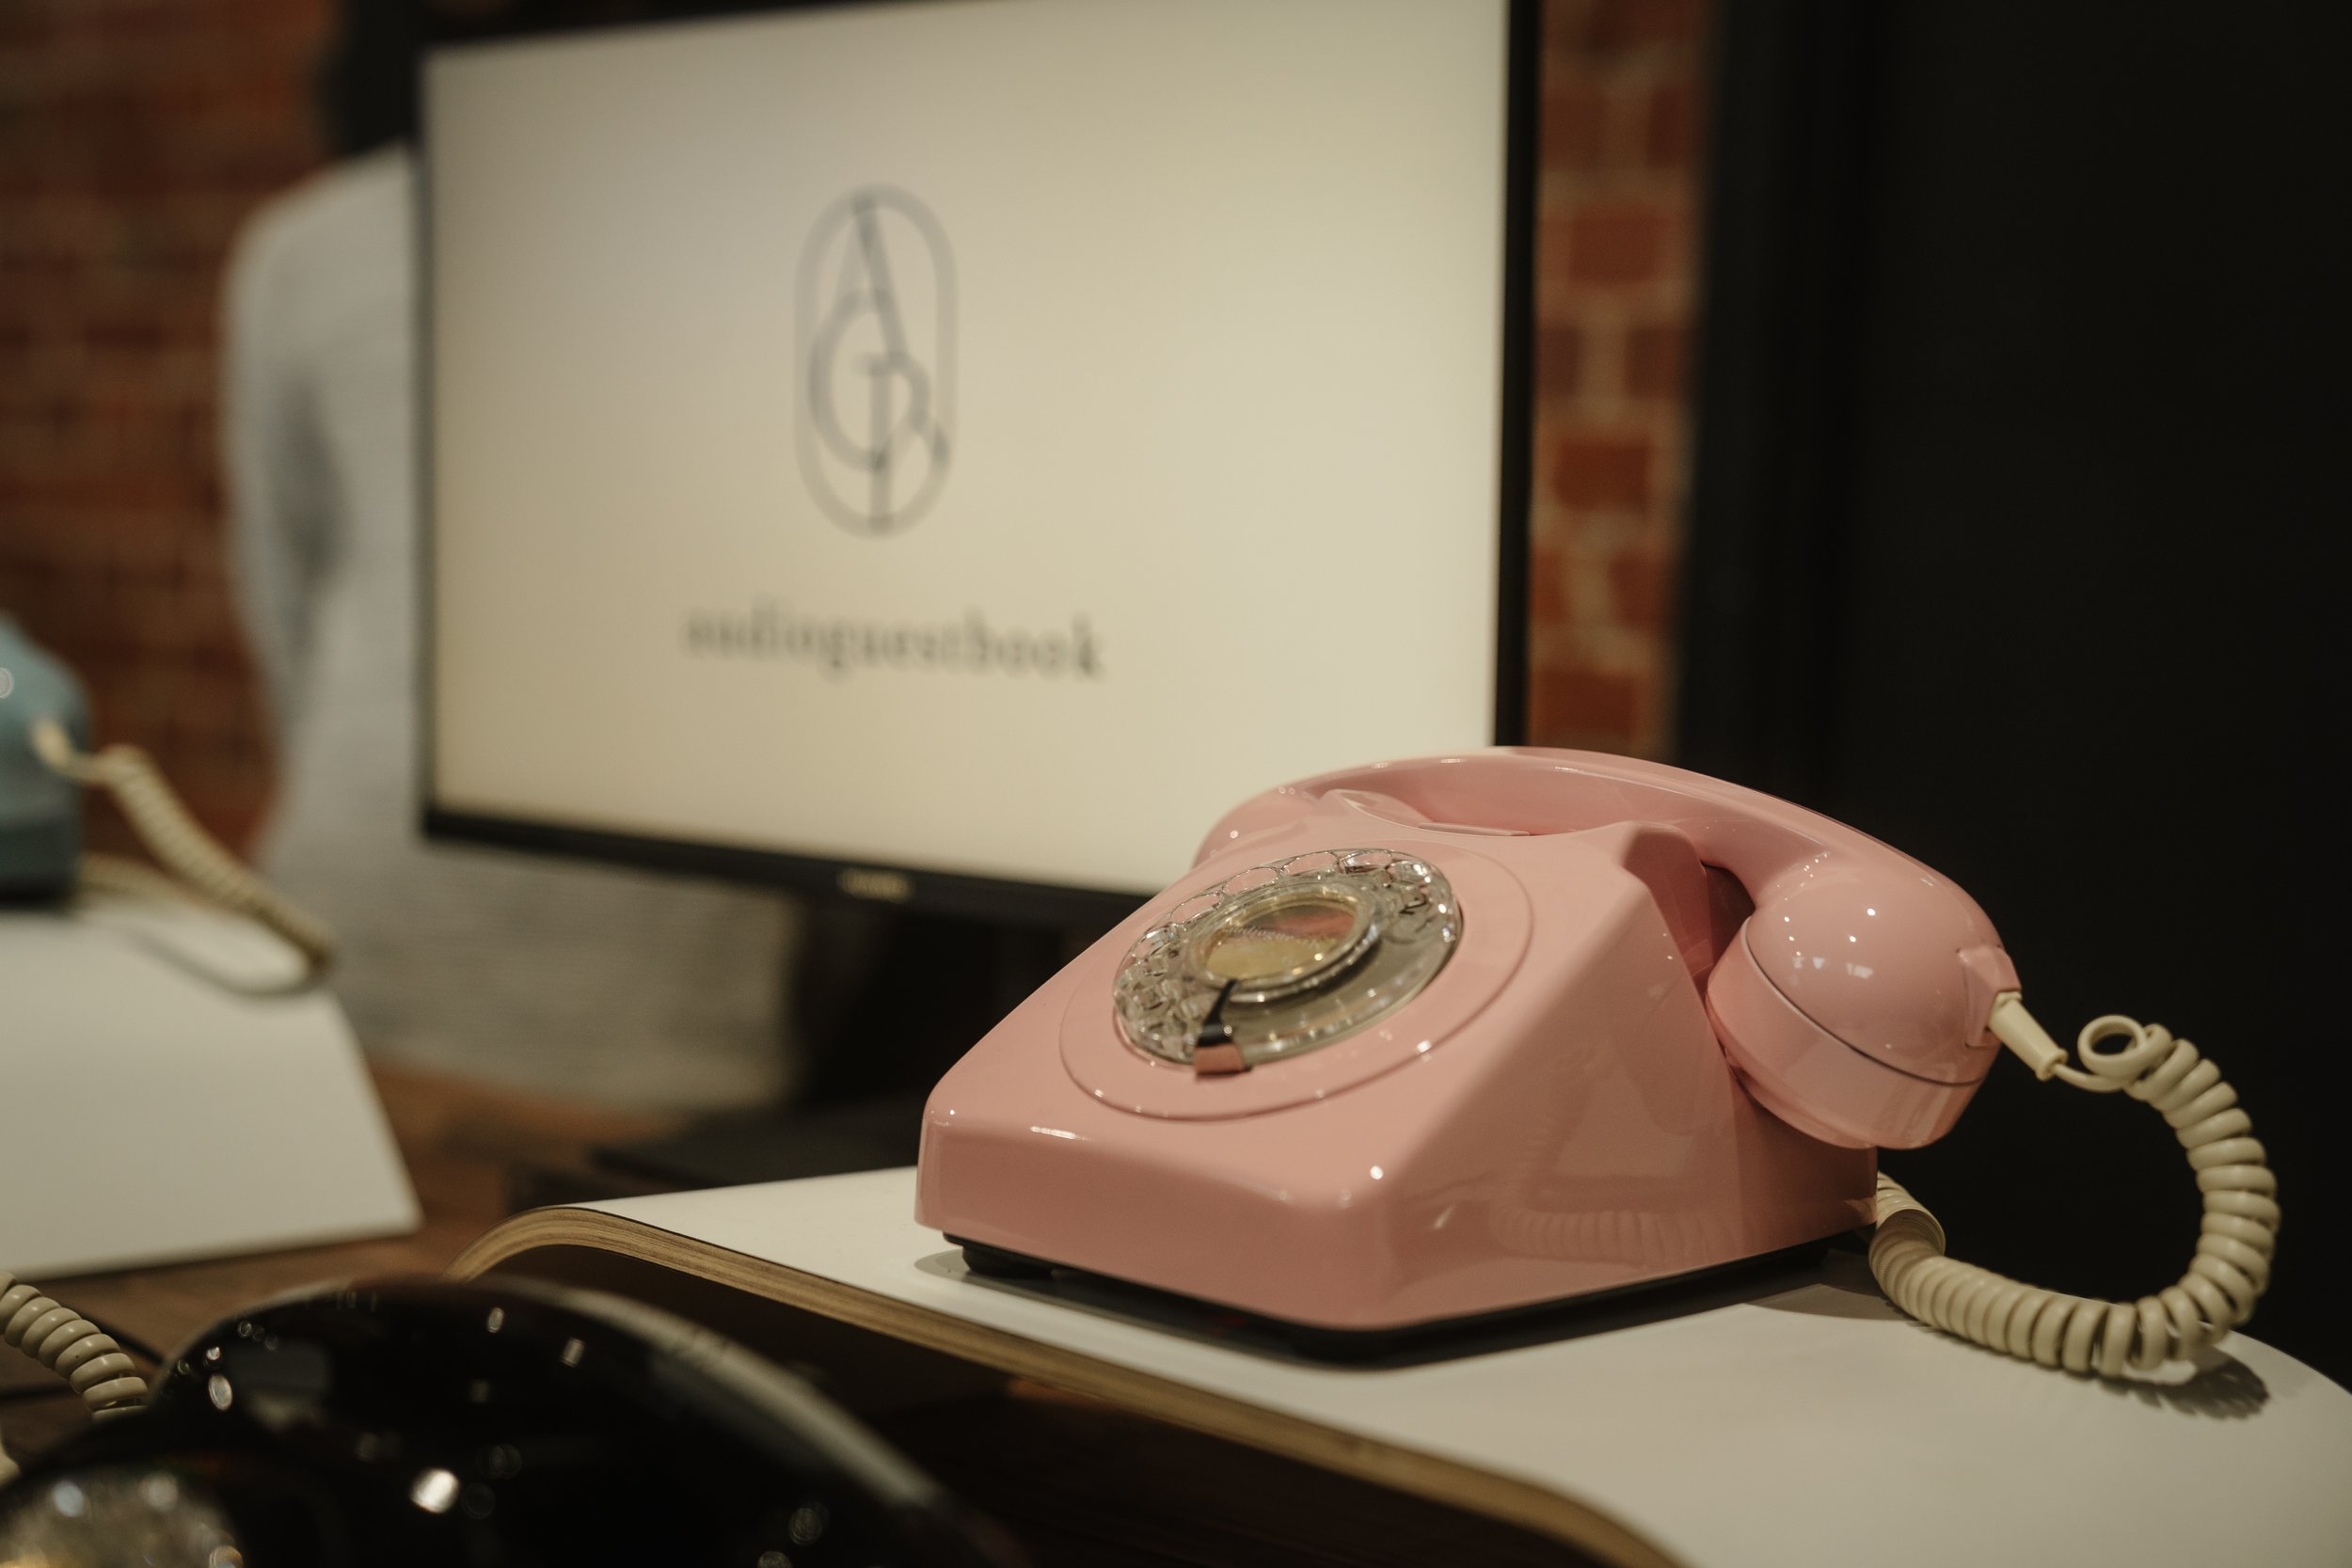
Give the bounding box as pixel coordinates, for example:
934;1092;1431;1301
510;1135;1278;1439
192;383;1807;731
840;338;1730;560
450;1206;1686;1568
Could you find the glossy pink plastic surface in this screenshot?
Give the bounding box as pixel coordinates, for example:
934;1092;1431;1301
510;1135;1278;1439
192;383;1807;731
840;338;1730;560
916;748;2021;1331
1198;751;2012;1147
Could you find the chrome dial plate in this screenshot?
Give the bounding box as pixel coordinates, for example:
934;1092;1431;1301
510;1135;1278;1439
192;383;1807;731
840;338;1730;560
1113;848;1460;1069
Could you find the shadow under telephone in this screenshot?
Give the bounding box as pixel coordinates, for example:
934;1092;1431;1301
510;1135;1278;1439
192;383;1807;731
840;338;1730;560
915;749;2280;1379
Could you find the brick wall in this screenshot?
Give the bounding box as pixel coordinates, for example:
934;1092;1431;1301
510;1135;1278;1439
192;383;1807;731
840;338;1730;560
0;0;329;853
0;0;1708;858
1526;0;1708;755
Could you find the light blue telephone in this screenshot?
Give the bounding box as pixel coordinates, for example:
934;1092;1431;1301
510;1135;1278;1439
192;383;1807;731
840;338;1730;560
0;614;329;966
0;615;91;896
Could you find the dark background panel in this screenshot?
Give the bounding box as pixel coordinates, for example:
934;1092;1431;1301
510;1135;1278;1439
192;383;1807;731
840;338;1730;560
1683;1;2347;1382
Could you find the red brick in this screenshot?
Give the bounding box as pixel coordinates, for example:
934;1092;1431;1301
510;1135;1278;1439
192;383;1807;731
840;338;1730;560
1608;544;1672;630
1536;325;1584;401
1530;540;1570;628
1544;0;1592;53
1623;321;1685;399
124;579;198;652
1543;79;1609;170
1586;0;1705;51
1644;79;1701;169
0;0;303;848
1565;200;1676;287
1536;209;1573;263
1550;430;1653;509
1529;666;1648;749
165;666;247;738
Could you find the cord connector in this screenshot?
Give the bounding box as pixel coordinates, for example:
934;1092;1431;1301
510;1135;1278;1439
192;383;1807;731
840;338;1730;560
1985;991;2066;1078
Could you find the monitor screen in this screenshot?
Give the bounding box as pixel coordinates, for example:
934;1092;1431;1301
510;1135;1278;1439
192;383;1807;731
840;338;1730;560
425;0;1532;923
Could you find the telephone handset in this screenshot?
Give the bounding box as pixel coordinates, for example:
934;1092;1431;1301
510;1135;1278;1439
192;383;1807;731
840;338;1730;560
0;615;330;974
915;749;2279;1377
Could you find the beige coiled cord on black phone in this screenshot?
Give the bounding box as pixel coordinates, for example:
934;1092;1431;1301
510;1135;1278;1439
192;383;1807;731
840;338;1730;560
2;724;325;1484
1870;999;2279;1378
0;1275;149;1487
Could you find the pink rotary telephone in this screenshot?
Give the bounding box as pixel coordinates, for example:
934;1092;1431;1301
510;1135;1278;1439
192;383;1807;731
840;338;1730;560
915;750;2278;1375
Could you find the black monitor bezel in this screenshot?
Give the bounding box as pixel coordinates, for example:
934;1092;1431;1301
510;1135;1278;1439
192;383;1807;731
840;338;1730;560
419;0;1537;930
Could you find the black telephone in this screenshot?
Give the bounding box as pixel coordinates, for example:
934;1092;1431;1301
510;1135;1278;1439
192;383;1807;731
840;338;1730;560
0;1277;1021;1566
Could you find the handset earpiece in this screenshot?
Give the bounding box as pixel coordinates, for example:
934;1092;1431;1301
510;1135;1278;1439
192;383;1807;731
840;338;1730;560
1703;862;2013;1149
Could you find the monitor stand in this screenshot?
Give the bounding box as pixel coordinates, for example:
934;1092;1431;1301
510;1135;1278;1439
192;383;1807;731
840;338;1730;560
596;1092;927;1190
585;905;1108;1195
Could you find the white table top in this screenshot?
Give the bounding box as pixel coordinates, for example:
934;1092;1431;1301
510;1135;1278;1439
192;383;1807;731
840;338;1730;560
0;895;417;1276
579;1168;2352;1568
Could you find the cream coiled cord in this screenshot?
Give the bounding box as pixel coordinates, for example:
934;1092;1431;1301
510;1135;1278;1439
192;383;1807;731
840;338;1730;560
0;1275;149;1487
1870;996;2279;1377
28;716;333;976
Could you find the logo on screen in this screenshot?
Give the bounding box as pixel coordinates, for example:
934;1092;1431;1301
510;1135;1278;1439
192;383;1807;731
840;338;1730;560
796;188;955;536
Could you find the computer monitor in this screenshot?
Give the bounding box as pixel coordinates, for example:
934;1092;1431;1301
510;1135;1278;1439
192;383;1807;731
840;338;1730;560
423;0;1534;927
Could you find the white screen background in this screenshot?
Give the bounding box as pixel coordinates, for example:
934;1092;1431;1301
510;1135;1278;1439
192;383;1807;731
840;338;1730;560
430;0;1511;895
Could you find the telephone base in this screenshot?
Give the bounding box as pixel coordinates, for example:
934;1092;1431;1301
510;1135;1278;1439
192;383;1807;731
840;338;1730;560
916;795;1884;1333
596;1094;926;1191
951;1231;1842;1365
948;1236;1055;1281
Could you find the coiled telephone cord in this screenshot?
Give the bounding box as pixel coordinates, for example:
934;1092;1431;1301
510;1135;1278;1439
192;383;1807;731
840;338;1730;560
0;1274;149;1487
1870;1004;2278;1377
28;716;333;975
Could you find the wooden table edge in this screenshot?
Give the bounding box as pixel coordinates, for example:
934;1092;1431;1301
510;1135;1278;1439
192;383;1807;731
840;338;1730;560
450;1205;1686;1568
